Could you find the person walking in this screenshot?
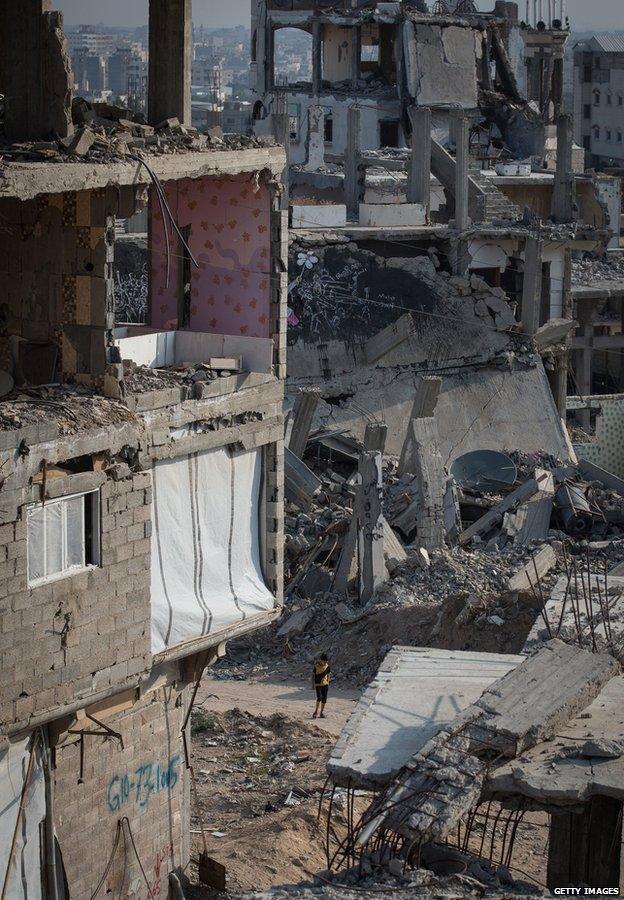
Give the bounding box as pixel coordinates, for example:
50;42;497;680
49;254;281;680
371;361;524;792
312;653;330;719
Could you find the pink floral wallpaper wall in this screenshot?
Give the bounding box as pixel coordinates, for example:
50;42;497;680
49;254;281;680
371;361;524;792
150;175;271;338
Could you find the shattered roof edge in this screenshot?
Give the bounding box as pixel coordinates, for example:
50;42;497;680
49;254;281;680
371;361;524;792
0;145;286;202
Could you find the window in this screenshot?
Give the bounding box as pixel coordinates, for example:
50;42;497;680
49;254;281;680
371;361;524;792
607;93;612;105
594;90;601;106
324;113;333;143
27;491;100;586
618;132;623;143
379;119;400;148
583;135;591;150
583;65;592;83
606;128;612;141
593;125;600;139
619;95;623;107
288;102;300;142
583;103;591;119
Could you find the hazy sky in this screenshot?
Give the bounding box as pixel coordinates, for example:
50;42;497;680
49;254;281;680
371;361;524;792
56;0;621;32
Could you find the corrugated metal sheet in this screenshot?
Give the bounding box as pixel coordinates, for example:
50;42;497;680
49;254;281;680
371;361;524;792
590;34;624;54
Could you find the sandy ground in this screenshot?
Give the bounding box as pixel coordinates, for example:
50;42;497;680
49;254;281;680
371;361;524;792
196;675;360;737
189;676;363;894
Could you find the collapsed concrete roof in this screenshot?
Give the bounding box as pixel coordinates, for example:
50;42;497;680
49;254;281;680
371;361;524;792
328;646;523;789
353;640;620;846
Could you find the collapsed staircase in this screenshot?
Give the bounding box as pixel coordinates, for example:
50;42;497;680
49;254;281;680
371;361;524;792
430;138;521;226
469;168;522;225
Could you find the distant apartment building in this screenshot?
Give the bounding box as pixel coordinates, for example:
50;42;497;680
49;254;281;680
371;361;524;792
108;45;146;99
192;57;223;97
71;48;106;94
574;35;624;168
222;99;252;134
67;24;115;56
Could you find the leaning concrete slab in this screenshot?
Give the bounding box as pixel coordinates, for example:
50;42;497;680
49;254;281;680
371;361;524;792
357;641;619;847
328;647;522;790
486;674;624;806
522;571;624;654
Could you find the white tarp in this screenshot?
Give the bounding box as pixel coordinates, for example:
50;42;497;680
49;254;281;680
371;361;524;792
150;446;275;654
0;736;45;900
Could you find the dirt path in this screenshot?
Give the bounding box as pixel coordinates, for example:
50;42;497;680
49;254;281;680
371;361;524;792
196;675;361;736
189;679;363;893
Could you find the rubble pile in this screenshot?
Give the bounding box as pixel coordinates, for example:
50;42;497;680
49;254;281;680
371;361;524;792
122;359;242;395
0;385;136;434
221;413;624;686
572;250;624;286
0;99;275;164
239;857;545;899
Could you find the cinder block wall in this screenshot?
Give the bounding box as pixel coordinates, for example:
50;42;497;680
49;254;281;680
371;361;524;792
53;682;190;899
0;186;138;386
0;469;152;736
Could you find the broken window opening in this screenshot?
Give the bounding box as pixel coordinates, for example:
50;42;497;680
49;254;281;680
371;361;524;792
379;119;400;149
27;491;101;587
289;103;301;142
360;24;379;72
274;27;313;88
324;113;334;144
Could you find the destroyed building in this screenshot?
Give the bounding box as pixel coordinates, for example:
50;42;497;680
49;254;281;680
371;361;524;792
0;3;286;897
248;0;622;469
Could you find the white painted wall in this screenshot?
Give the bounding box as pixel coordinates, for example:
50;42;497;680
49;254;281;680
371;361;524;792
287;91;404;165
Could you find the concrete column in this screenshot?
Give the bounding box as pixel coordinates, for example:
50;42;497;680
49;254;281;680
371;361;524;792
407;106;431;211
288;389;320;459
364;423;388;454
547;796;623;890
576;302;595;430
551;113;575;223
304;105;325;172
521;237;544;335
454;114;470;231
356;451;387;606
312;19;323;97
0;1;73;141
148;0;192;126
266;24;275;93
345;105;361;222
351;26;361;88
271;110;290;211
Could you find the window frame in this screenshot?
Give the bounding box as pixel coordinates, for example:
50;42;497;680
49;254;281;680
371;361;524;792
27;490;101;587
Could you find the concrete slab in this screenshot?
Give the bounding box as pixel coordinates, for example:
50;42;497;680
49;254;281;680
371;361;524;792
487;675;624;806
522;571;624;654
327;646;522;790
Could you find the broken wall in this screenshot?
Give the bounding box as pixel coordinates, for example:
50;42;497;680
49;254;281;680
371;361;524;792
53;680;190;898
287;238;571;460
149;175;272;338
0;189;132;388
403;21;480;109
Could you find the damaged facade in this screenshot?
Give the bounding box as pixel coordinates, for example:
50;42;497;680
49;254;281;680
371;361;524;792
0;3;286;897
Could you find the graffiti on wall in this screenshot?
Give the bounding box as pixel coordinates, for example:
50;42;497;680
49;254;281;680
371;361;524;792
150;175;271;338
146;843;174;897
287;244;441;344
106;754;180;813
